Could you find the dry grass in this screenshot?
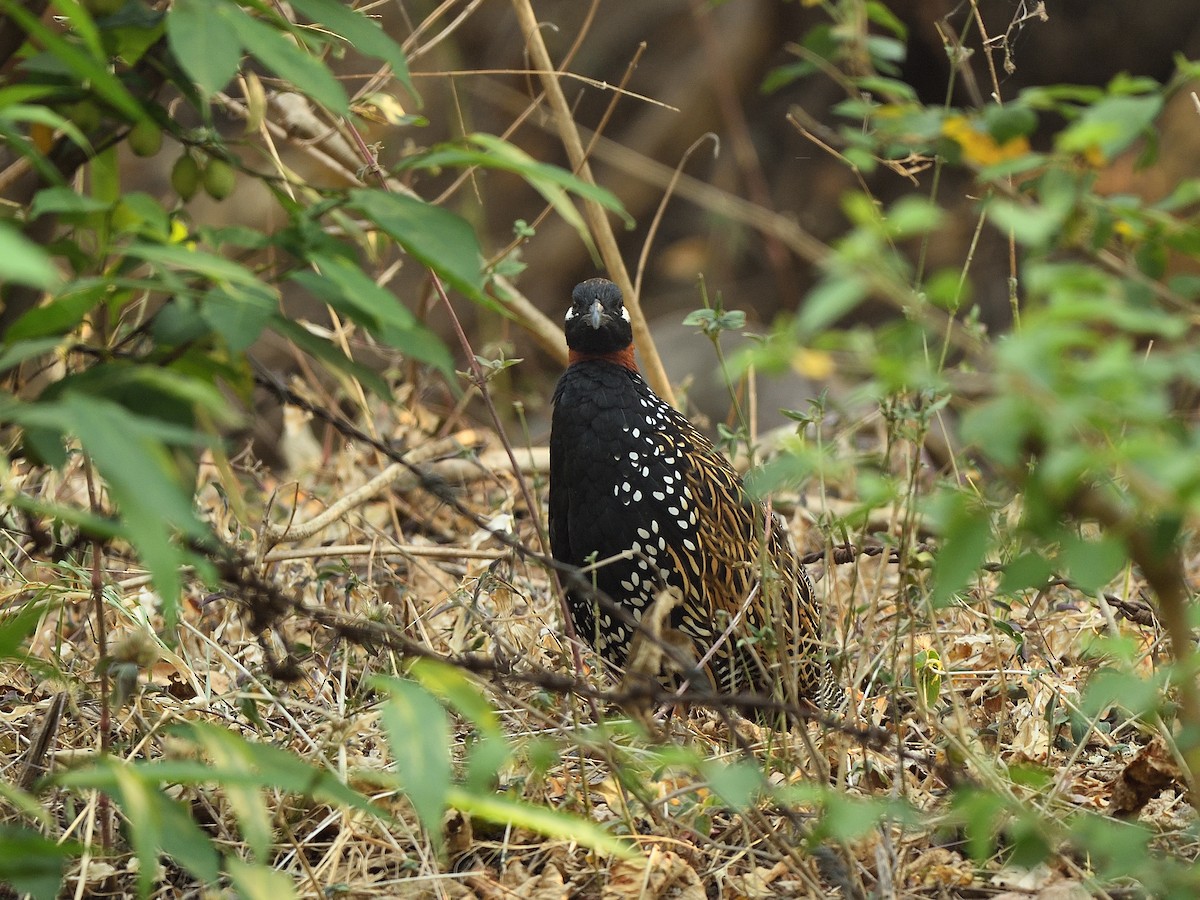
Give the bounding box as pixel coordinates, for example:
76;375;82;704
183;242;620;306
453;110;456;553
3;3;1198;897
2;380;1191;899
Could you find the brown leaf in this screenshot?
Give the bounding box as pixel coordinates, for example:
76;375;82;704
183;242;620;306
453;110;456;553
1108;735;1183;818
621;586;689;683
723;861;790;898
500;862;570;900
602;848;705;900
900;847;974;889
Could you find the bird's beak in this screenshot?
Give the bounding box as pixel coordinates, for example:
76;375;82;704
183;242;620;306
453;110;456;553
589;300;603;329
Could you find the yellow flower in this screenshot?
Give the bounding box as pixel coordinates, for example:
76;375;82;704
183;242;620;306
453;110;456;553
942;115;1030;167
791;348;834;379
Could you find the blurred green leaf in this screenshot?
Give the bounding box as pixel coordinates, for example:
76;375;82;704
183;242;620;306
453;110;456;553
931;496;992;606
1059;534;1126;593
403;133;632;259
226;858;300;900
377;677;452;837
702;759;762;810
0;223;60;290
818;794;888;843
269;315;392;397
794;274;867;336
999;551;1053;594
0;827;78;900
60;393;209;607
1057;93;1162;161
447;786;636;859
0;600;48;659
409;660;511;792
0;0;146;123
1081;668;1161;720
58;758;221;897
0;337;62;372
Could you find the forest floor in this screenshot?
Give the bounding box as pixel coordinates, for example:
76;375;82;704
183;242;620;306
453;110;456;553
2;385;1192;899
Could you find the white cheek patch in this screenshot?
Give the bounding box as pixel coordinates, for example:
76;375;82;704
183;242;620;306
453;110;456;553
620;306;630;322
565;306;575;321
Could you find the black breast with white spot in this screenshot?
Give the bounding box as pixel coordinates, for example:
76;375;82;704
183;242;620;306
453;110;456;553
548;361;704;661
549;357;834;704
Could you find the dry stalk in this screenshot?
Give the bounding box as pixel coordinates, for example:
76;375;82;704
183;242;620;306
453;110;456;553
509;0;677;407
262;447;547;545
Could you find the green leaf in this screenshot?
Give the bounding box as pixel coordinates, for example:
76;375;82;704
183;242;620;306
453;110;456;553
794;274;867;336
402;133;632;260
961;394;1036;468
291;255;454;375
818;794;887;842
29;185;111;219
170;730;271;860
1;491;123;543
46;0;103;59
1057;93;1163;162
377;677;452;836
988;198;1068;247
52;361;235;429
702;760;762;810
865;1;907;39
288;0;417;104
61;759;222;897
0;827;77;900
446;787;636;859
1070;815;1153;882
167;0;243;95
350;189;487;304
0;338;62;373
227;858;300;900
125;241;277;295
999;551;1053;594
0;600;47;659
885;195;943;238
229;5;348;114
913;649;943;707
198;286;276;353
1006;808;1051;869
158;722;380;811
418;134;629;224
931;496;992;606
60;394;209;607
952;787;1008;862
1081;668;1161;719
984;103;1037;144
409;659;502;738
0;0;146;123
269;314;392;397
0;103;91;160
1059;534;1126;593
0;223;59;290
407;661;510;792
4;283;106;341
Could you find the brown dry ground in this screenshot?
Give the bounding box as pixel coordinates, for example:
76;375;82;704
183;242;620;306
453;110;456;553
2;384;1192;899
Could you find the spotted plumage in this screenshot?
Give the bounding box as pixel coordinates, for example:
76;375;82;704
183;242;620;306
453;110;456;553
549;278;841;710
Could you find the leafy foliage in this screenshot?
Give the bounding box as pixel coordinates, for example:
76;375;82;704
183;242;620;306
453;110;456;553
3;0;1200;896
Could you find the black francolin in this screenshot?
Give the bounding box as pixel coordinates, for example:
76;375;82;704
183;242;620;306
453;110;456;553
549;278;841;711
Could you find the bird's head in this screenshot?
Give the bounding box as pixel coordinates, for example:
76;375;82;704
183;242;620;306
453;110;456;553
564;278;633;357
